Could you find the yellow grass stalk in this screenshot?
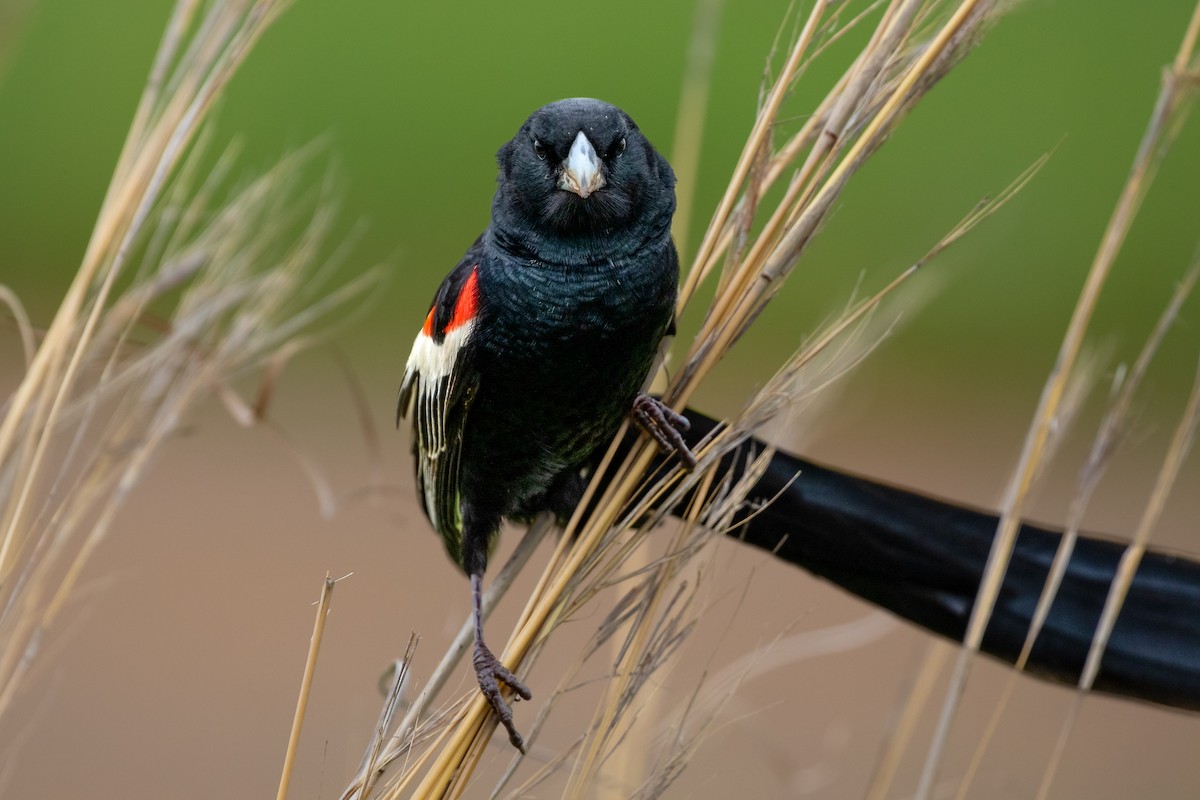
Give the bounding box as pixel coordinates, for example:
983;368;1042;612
1035;363;1200;800
916;3;1200;796
668;0;725;259
278;574;338;800
0;0;370;733
953;258;1200;800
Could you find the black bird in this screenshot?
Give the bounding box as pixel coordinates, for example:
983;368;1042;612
398;98;694;751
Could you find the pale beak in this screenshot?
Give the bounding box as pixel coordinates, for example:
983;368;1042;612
558;131;606;198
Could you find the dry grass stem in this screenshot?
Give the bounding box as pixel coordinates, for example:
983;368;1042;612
916;4;1200;796
676;0;830;312
277;573;338;800
348;635;421;800
671;0;999;414
1033;348;1200;796
0;0;370;737
864;640;951;800
0;287;35;368
1080;361;1200;688
952;257;1200;800
340;519;553;800
669;0;725;257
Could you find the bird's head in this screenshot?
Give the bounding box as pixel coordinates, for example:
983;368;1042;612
495;98;675;238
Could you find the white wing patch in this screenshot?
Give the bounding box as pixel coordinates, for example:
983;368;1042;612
400;318;476;541
403;322;474;387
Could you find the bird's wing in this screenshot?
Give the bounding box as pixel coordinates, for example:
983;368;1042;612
398;238;484;552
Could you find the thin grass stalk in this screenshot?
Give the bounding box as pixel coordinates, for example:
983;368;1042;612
602;6;892;340
952;258;1200;800
277;574;337;800
671;0;991;414
0;0;284;579
493;736;585;800
352;639;418;800
1033;695;1083;800
1035;358;1200;800
1017;265;1199;676
1080;363;1200;688
487;640;596;798
565;470;715;798
596;541;653;798
0;0;196;475
1;0;260;448
0;287;35;368
765;0;920;245
669;0;724;259
915;6;1200;796
677;0;830;310
864;640;951;800
687;0;868;325
567;443;762;796
0;0;380;734
344;520;552;799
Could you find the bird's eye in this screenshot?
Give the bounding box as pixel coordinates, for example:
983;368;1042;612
615;137;626;156
533;139;547;160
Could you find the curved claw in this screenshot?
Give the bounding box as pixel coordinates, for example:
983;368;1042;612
631;394;698;470
473;642;531;752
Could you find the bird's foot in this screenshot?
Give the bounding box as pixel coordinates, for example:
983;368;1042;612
473;640;532;752
631;394;697;470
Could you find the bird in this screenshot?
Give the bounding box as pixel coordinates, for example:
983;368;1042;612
397;98;695;751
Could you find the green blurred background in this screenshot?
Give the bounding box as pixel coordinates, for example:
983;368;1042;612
3;0;1200;469
2;1;1199;798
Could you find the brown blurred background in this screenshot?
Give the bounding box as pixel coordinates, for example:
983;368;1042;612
1;0;1199;797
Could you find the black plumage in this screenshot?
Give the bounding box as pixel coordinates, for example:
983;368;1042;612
398;98;693;750
658;409;1200;711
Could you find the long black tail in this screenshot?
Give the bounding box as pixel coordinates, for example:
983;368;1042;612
665;409;1200;712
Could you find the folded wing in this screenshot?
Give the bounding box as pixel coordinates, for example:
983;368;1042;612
398;241;484;564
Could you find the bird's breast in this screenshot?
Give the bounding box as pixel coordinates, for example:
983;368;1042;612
460;247;676;498
478;253;674;364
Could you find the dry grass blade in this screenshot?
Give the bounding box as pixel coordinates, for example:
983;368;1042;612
1036;354;1200;800
0;0;280;498
953;257;1200;800
671;0;1000;412
341;519;553;800
669;0;725;258
676;0;830;311
0;0;371;733
277;574;338;800
562;478;715;797
493;735;585;800
864;641;951;800
0;286;36;369
1079;360;1200;689
365;2;1021;798
916;4;1200;796
347;635;420;800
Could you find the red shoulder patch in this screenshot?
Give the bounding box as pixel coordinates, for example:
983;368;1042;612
446;267;480;332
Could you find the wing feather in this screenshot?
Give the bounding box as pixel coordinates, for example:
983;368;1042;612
397;244;483;564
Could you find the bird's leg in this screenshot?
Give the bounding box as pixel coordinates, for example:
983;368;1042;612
631;394;697;470
471;572;532;752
